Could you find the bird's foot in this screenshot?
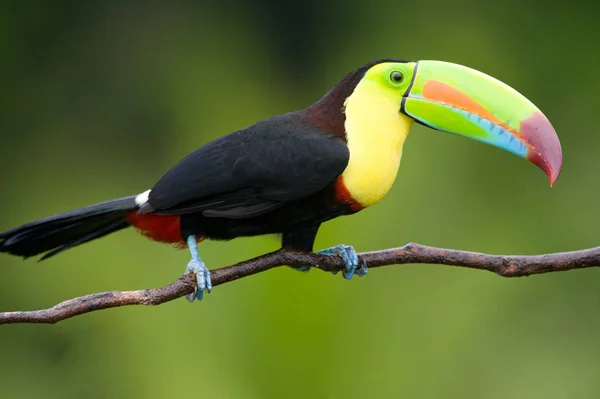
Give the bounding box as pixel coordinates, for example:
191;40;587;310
185;259;212;302
289;265;312;272
317;244;368;279
184;235;211;302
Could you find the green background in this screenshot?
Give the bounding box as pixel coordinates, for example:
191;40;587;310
1;1;599;398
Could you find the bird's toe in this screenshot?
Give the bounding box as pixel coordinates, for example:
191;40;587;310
184;259;211;302
318;244;366;280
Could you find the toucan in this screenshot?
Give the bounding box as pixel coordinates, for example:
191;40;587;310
0;59;562;302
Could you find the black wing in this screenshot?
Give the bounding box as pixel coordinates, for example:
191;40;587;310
147;113;349;219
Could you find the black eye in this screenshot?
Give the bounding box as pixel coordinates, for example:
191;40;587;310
390;71;404;84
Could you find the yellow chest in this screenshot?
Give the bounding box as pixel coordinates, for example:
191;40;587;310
341;81;413;208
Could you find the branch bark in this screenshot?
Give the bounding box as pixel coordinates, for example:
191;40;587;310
2;242;599;325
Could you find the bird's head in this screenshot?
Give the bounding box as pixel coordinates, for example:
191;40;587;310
316;59;562;185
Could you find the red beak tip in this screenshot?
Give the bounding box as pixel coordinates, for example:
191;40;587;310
550;167;562;187
521;112;563;187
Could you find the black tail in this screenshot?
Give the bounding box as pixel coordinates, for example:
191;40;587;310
0;196;138;260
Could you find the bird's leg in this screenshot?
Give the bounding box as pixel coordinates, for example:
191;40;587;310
282;226;318;273
184;235;212;302
317;244;368;279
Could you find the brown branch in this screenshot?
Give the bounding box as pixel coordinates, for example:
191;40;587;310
2;242;600;325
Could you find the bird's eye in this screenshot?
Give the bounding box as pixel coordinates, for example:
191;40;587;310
389;71;404;84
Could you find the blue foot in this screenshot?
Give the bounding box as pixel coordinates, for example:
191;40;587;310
184;235;212;302
317;244;367;280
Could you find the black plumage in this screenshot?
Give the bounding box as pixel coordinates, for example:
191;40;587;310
0;60;390;259
148;114;349;214
0;197;137;259
149;113;351;250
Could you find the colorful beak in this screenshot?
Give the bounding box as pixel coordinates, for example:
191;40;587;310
401;60;562;185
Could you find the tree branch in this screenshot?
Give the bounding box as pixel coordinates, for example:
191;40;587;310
2;242;599;325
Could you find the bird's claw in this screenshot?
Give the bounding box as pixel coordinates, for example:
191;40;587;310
318;244;368;279
290;265;312;272
355;258;368;277
184;259;212;302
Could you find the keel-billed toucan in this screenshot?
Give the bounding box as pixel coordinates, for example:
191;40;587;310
0;59;562;301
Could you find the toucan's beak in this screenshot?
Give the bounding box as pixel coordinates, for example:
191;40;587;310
401;60;562;185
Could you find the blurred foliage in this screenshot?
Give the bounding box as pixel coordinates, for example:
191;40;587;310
1;1;600;398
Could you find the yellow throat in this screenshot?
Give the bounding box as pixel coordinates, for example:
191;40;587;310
341;72;413;208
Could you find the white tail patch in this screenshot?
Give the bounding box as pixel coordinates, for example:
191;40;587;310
135;190;151;207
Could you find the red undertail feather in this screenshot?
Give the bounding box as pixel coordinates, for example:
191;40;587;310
126;211;203;247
